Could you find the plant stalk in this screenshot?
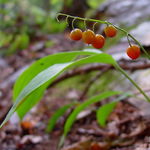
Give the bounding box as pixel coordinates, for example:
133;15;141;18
115;64;150;102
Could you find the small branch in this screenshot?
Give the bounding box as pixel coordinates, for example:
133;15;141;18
50;60;150;87
79;66;111;100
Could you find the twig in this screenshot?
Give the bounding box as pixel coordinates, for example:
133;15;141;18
79;66;111;100
50;60;150;87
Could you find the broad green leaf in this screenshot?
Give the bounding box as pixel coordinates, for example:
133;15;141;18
14;50;100;99
1;62;72;128
13;50;100;118
0;52;116;127
46;103;76;132
97;101;117;127
63;91;121;136
96;93;131;127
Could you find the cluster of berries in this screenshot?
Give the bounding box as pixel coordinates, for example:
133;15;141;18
69;25;140;60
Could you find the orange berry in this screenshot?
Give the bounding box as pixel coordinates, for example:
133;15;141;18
20;121;34;130
104;25;117;37
90;143;101;150
82;29;95;44
92;34;105;49
126;45;140;60
70;28;82;41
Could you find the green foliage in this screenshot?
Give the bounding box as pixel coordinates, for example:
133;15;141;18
0;32;13;47
87;0;106;8
65;0;73;7
0;32;29;55
97;101;117;127
42;17;66;33
46;102;76;132
86;0;107;17
0;0;11;4
0;0;67;55
6;33;29;55
50;0;64;17
96;92;131;127
30;6;46;25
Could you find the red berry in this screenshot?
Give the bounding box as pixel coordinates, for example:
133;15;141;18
104;25;117;37
90;143;101;150
92;34;105;49
70;28;82;41
20;121;34;130
82;29;95;44
126;45;140;60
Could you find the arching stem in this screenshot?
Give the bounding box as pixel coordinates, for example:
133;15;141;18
57;13;150;59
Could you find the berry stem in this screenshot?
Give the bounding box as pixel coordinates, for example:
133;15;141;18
56;14;60;22
71;17;76;29
57;13;150;59
92;22;98;33
65;15;69;26
84;19;87;30
127;34;132;47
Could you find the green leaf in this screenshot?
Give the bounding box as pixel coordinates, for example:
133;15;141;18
13;50;100;119
46;103;76;132
0;52;116;128
63;91;121;137
14;50;100;99
97;101;117;127
96;93;131;127
87;0;106;8
1;62;72;128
